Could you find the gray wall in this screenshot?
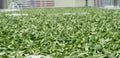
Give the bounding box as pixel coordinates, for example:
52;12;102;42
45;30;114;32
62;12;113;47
0;0;4;9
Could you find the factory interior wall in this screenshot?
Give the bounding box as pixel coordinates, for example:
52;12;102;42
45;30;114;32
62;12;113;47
55;0;94;7
88;0;94;7
54;0;76;7
75;0;85;7
4;0;8;9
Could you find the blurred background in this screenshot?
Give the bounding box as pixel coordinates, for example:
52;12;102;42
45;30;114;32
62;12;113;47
0;0;120;9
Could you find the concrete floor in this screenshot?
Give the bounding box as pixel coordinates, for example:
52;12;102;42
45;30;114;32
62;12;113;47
0;9;19;12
